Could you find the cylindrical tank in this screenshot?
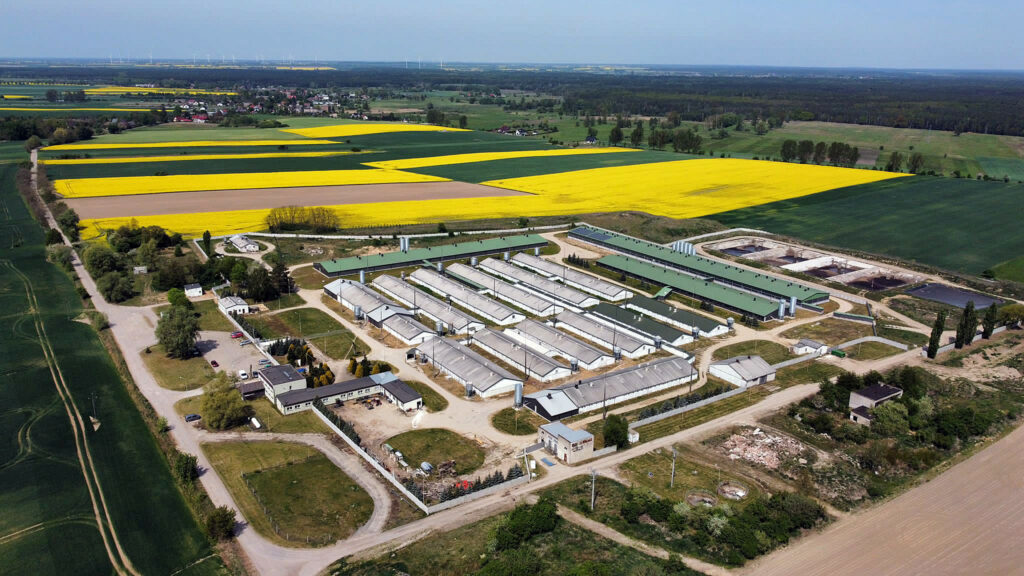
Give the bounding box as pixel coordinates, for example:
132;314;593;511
534;247;540;256
790;295;798;316
613;346;622;360
436;261;443;273
354;305;363;320
465;382;474;398
514;381;524;407
470;256;478;266
359;269;366;284
570;358;579;372
693;327;701;340
654;335;663;349
727;317;735;329
435;320;445;336
778;300;786;319
503;251;510;261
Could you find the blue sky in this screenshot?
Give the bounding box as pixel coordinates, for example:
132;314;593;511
2;0;1021;70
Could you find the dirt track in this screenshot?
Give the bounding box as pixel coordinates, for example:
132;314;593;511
743;422;1024;576
64;181;525;219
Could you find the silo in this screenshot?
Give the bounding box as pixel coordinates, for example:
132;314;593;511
778;300;786;319
435;320;445;336
570;358;579;372
790;295;798;317
613;346;622;361
436;262;443;273
359;270;366;284
693;327;701;340
654;335;663;349
727;317;735;329
465;382;474;398
534;247;541;256
514;382;524;407
354;305;363;320
470;256;478;266
503;251;510;261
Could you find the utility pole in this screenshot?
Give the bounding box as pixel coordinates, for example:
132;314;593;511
670;448;677;488
590;468;597;511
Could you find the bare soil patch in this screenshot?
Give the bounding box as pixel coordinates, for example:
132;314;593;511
65;181;527;219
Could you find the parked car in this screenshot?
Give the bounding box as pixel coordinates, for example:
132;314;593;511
210;360;219;368
230;331;243;339
238;370;248;379
184;414;201;423
239;340;252;347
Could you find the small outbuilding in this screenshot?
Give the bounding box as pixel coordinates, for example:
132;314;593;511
709;355;776;388
184;283;203;298
538;422;594;465
849;383;904;426
792;338;828;356
218;295;250;315
229;235;260;253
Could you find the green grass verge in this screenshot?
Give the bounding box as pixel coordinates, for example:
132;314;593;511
773;362;844;388
712;340;794;364
154;299;235;332
141;343;218;391
490;407;545;436
249;307;366;359
780;317;874;347
710;176;1024;274
403;380;448;412
175;396;330;435
386;428;485;476
619;447;762;509
991;255;1024;283
843;340;903;360
292;265;333;290
632;387;770;443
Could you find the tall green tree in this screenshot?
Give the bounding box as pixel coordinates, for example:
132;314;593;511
629;122;644;146
780;139;798;162
166;287;192;309
954;301;978;349
812;141;827;164
797;139;815;163
202;230;212;256
907;152;925;174
246;267;279;302
981;304;998;339
156;305;200;358
200;375;248;430
885;151;905;172
608;125;623;146
927;310;946;359
602;414;629;448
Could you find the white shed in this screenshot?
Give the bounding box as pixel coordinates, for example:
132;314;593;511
709;355;776;388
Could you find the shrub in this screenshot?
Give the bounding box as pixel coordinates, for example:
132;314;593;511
206;506;236;540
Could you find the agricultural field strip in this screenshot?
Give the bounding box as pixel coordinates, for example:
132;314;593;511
39;150;368;165
282;123;471;138
78;157;906;239
42;139;337;151
83;86;236;95
0;107;161;113
54;169;452;198
362;147;637;170
1;259;139;576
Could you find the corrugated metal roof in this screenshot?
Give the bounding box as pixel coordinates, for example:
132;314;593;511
591;302;687;342
625;295;725;333
317;234;546;275
711;355;775;381
540;421;593;444
507;319;609;365
512;252;631;299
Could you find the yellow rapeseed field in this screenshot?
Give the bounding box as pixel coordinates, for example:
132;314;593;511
43;139;336;151
84;86;237;96
1;95;31;99
79;159;907;239
0;107;153;113
363;147;637;170
40;150;368;165
283;123;470;139
55;169;449;198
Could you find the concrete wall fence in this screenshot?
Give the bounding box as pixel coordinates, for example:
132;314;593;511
629;386;747;430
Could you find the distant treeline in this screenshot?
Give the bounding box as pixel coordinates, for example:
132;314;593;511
5;65;1024;136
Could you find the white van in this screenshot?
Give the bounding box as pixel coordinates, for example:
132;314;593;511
238;369;248;380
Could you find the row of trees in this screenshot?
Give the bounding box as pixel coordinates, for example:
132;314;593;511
779;139;860;167
437;463;525;503
926;301;1000;358
346;356;392;378
265;205;340;233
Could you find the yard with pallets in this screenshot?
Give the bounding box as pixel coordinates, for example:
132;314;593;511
248;307;366;359
201;441;373;547
385;428;486;476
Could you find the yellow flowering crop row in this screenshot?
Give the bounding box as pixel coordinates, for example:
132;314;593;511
363;147;637;170
283;123;470;139
1;95;31;99
43;139;336;151
55;169;449;198
84;86;237;95
79;159;907;239
0;107;153;113
40;150;368;165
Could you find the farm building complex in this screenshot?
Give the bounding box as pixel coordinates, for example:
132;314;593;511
324;278;410;325
264;368;422;415
524;356;699;421
372;274;484;334
590;302;693;347
470;328;571;382
478;258;600;309
512;252;633;301
409;268;524;325
709;355;777;387
413;336;523;397
504;319;613;371
624;295;728;337
553;310;654;359
314;234;548;277
447;262;561;317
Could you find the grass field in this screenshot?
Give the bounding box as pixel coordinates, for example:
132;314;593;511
403;380;448;412
249;307;365;359
0;164;224;575
710;176;1024;275
490;407;546;435
773;362;844;388
154;299;235;332
619;447;762;507
175;396;330;435
633;387;770;443
385;428;485;475
712;340;794;364
202;441;372;546
780;318;874;347
990;255;1024;283
844;340;903;360
283;122;470;138
141;344;218;391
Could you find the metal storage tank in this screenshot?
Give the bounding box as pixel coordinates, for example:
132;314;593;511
514;381;524;407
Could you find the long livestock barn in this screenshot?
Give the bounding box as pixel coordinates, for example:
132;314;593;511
524;356;698;421
324;278;410;324
382;314;436;346
314;234;547;277
569;226;829;305
503;319;614;371
409;268;525;325
553;310;654;359
590;302;692;347
624;295;729;337
372;274;485;334
598;254;780;320
512;252;633;301
414;336;522;397
478;258;599;309
446;262;561;317
470;328;571;382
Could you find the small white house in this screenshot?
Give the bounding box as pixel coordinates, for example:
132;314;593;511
184;283;203;299
709;355;776;388
792;338;828;356
849;384;904;426
218;295;250;315
133;265;148;276
229;235;260;253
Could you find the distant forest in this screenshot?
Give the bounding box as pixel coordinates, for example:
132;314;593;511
5;64;1024;136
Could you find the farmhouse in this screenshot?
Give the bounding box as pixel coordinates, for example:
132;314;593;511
793;338;829;356
372;274;484;334
552;310;654;359
414;336;523;397
229;234;260;253
599;254;780;321
382;314;436;346
184;283;203;298
849;383;904;426
710;355;776;388
447;262;561;317
503;319;613;371
512;252;633;301
274;371;423;415
623;295;728;337
524;356;698;421
218;295;250;315
409;268;524;325
314;234;548;277
538;422;594;464
590;302;692;347
478;258;599;308
470;328;571;382
570;226;828;305
324;278;410;325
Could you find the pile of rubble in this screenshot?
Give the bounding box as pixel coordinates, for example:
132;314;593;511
719;427;804;469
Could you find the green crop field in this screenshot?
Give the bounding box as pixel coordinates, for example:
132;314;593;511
0;164;224;575
386;428;485;475
710;176;1024;275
